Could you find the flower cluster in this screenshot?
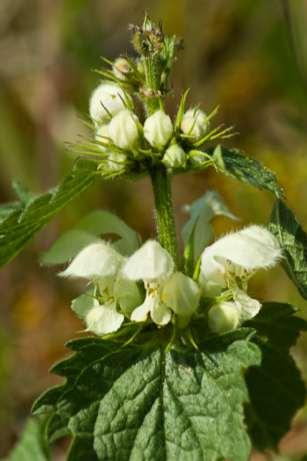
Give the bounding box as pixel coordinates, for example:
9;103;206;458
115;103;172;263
60;225;281;336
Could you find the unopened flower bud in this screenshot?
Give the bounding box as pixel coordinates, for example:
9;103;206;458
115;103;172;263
188;149;209;167
208;302;240;334
106;152;128;173
95;124;110;151
113;58;130;80
144;110;173;150
162;144;186;169
143;16;154;32
89;82;129;124
109;109;140;150
181;108;208;141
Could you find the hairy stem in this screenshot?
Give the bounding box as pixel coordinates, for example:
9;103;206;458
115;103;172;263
143;56;162;114
150;167;179;266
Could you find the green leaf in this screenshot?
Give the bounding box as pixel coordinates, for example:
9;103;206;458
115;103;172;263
209;146;283;198
0;159;97;267
32;337;143;447
113;277;145;317
40;230;100;266
41;209;140;265
5;417;50;461
269;199;307;299
182;190;237;273
76;210;140;255
247;302;307;349
0;202;21;222
71;292;97;320
67;403;100;461
33;335;260;461
246;303;307;450
94;341;259;461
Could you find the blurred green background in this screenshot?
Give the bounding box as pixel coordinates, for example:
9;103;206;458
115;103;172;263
0;0;307;459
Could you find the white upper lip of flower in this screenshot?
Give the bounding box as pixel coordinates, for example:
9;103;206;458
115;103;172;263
199;225;282;296
122;240;174;282
59;241;125;280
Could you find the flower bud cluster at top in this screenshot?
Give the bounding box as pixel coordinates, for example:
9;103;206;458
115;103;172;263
81;17;232;179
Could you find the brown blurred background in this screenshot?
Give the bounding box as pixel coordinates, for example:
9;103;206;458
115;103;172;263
0;0;307;459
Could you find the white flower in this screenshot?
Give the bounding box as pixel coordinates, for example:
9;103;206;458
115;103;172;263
60;241;140;335
143;110;173;149
123;240;200;326
181;108;208;141
89;82;129;124
200;225;282;297
200;225;277;332
113;57;130;80
109;109;140;149
85;300;124;335
162;144;186;169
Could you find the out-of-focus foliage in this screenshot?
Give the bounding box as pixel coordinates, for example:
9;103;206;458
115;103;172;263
0;0;306;459
4;417;50;461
